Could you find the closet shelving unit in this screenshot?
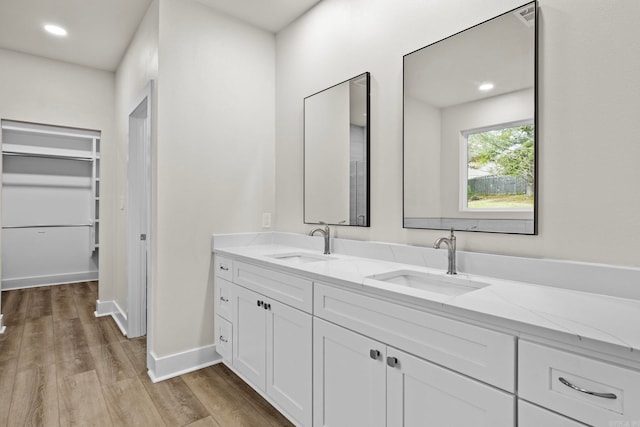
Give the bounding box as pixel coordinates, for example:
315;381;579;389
1;120;101;288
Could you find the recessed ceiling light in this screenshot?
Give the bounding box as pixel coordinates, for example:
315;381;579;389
44;24;67;37
478;82;494;92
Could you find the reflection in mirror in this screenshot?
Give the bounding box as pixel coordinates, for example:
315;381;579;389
403;2;537;234
304;72;370;226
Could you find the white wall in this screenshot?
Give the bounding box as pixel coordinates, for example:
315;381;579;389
0;48;114;307
304;82;350;223
114;0;159;322
154;0;275;357
276;0;640;268
404;95;441;218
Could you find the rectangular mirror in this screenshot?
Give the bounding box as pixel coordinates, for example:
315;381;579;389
304;72;370;226
403;2;537;234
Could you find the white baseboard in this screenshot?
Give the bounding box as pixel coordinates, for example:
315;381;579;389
94;299;128;337
0;314;5;334
147;344;222;383
1;271;99;290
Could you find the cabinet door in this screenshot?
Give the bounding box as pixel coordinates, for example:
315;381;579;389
518;401;587;427
387;347;515;427
215;277;233;321
313;318;386;427
232;284;267;389
215;315;232;363
266;299;312;427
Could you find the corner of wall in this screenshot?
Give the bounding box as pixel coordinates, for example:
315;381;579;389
147;345;222;382
95;299;128;336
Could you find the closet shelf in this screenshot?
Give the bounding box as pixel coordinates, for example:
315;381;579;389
2;143;98;161
2;224;93;229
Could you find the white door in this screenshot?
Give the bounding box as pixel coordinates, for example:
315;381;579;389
266;299;312;427
232;284;267;388
127;83;152;338
386;346;515;427
313;318;386;427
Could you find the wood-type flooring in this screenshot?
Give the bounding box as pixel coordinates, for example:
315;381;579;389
0;281;294;427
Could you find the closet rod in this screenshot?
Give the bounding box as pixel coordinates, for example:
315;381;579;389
2;152;93;162
2;224;93;229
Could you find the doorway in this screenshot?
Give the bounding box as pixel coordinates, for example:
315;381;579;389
1;120;101;290
127;83;153;338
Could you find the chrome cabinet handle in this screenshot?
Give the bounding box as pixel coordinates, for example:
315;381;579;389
558;377;617;399
219;335;228;343
387;356;399;368
219;296;229;303
219;265;229;271
369;349;380;360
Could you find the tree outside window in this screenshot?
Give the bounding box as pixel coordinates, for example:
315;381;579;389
464;122;534;210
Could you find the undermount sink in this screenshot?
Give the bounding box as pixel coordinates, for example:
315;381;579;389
366;270;489;296
268;252;336;264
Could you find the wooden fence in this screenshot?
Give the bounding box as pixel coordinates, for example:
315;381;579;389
468;175;527;195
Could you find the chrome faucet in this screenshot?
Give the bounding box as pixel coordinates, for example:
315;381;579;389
309;221;331;255
433;228;457;275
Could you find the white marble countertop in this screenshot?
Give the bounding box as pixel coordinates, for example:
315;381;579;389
212;234;640;363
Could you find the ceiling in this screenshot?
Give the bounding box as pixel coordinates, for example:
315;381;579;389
0;0;154;71
195;0;322;33
404;4;535;108
0;0;322;72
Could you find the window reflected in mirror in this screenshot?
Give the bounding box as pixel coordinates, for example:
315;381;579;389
403;1;537;234
463;121;534;211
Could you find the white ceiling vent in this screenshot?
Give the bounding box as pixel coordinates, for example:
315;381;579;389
514;4;535;27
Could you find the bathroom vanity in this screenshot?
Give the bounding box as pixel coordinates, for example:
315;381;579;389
212;232;640;427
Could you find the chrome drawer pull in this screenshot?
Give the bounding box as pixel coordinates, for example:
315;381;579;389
558;377;617;399
219;296;229;303
219;265;229;271
219;335;228;343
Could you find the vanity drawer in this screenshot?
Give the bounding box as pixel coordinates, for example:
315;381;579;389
214;255;233;281
234;261;312;313
519;340;640;427
215;277;233;321
215;315;232;362
518;401;587;427
314;283;515;391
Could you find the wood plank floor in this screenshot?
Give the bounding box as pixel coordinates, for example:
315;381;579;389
0;282;294;427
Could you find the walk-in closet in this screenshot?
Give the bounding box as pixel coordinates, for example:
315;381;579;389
1;120;100;289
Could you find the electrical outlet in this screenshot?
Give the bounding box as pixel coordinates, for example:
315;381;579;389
262;212;271;228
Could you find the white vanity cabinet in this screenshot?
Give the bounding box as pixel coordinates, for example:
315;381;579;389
386;347;514;426
213;244;640;427
214;256;313;427
313;317;514;427
214;271;234;363
519;340;640;427
518;401;588;427
313;318;386;427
